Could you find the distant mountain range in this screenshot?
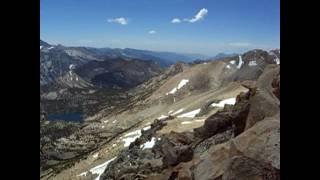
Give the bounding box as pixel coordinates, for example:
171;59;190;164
40;40;211;67
40;40;238;65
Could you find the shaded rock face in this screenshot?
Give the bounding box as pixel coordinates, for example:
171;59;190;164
160;132;195;167
193;91;251;139
229;49;280;82
222;156;280;180
272;74;280;100
245;65;280;130
75;58;162;89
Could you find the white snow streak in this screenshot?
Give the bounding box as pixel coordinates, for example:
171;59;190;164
172;108;184;115
89;157;117;180
237;56;243;69
166;79;189;95
181;121;193;125
78;157;117;180
157;115;168;120
122;129;142;147
177;109;201;118
177;79;189;89
143;126;151;131
211;98;236;108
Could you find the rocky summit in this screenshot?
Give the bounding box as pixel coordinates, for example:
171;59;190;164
40;47;280;180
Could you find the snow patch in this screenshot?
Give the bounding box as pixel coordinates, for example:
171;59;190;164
248;61;257;66
143;126;151;131
237;55;243;69
166;79;189;95
167;88;177;95
168;110;174;114
69;64;76;70
226;65;231;69
123;129;141;137
112;144;117;147
93;153;99;158
177;79;189;89
230;60;236;64
211;98;236;108
103;120;109;123
140;137;156;150
101;126;105;128
89;157;117;180
122;129;144;147
157;115;168;120
195;119;205;122
269;51;280;64
181;121;193;125
40;46;43;49
122;135;141;147
112;120;117;124
48;46;54;50
177;109;201;118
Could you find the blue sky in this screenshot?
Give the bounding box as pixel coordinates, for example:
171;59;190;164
40;0;280;56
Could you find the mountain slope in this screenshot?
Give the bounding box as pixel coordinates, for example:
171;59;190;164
40;48;280;180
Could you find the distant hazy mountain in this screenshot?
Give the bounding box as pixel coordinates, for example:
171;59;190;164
212;52;239;60
40;40;162;88
40;40;209;67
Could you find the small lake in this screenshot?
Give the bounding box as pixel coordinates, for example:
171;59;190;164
47;112;84;122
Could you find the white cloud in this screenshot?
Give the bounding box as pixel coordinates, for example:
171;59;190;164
229;42;252;47
107;17;128;25
148;30;157;34
185;8;208;23
171;18;181;23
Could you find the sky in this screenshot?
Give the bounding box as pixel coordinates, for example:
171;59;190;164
40;0;280;56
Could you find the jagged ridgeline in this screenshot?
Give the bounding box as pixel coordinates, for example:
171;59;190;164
40;42;280;180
